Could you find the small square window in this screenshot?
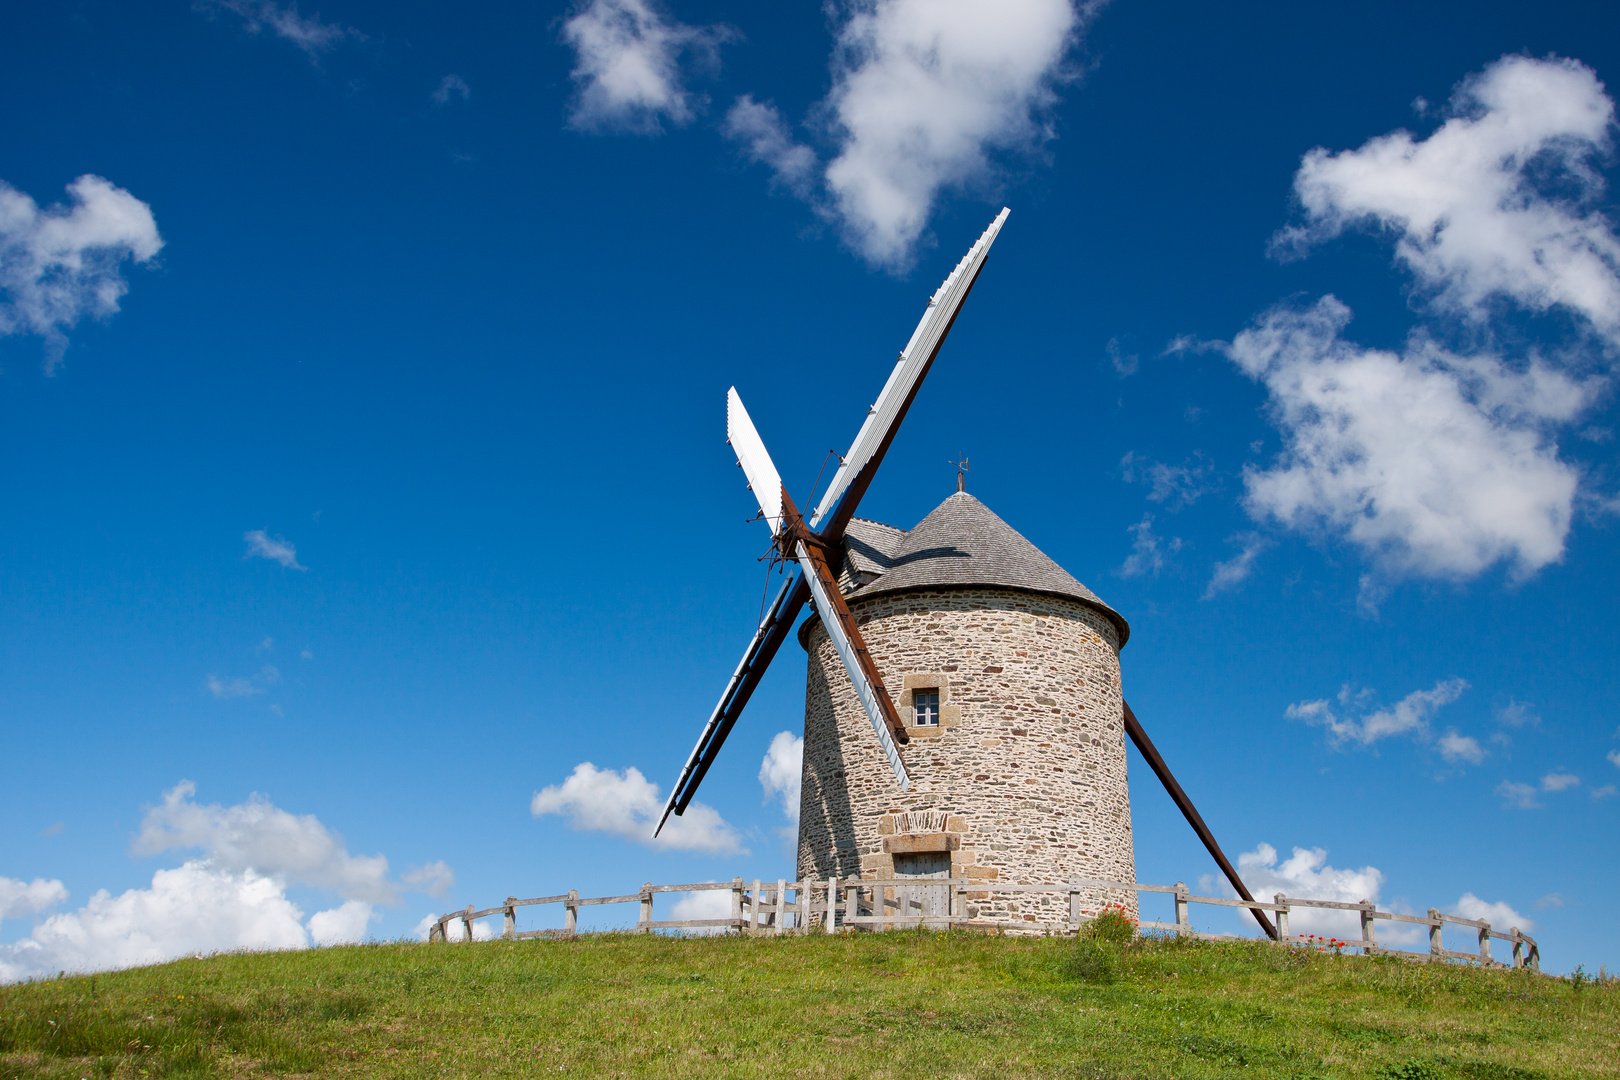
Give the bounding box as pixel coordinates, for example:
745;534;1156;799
913;690;940;726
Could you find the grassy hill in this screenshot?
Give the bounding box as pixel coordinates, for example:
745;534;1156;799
2;931;1614;1079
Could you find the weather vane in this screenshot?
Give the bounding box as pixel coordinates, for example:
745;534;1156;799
952;455;969;492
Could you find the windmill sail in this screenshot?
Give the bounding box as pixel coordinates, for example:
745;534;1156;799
809;208;1010;530
726;388;784;537
797;542;910;789
654;574;809;836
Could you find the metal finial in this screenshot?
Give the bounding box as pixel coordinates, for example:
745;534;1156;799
952;455;969;492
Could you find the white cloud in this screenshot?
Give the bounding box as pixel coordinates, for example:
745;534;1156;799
820;0;1086;267
206;665;281;700
1118;515;1181;578
307;900;375;946
667;887;733;935
0;174;162;372
1228;843;1385;940
726;0;1094;268
1437;729;1486;764
412;911;494;942
561;0;729;133
1496;699;1540;728
1287;678;1469;751
1590;784;1617;800
723;97;818;199
1105;337;1139;377
432;74;471;105
1454;892;1532;932
1496;780;1541;808
134;781;400;904
197;0;362;58
1229;297;1589;580
0;877;69;920
244;529;307;570
1540;770;1580;792
531;762;743;855
759;732;803;823
402;861;455;898
1608;748;1620;768
1276;55;1620;341
1203;533;1272;598
0;861;308;982
1120;451;1214;509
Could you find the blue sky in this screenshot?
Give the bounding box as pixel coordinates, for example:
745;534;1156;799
3;0;1619;976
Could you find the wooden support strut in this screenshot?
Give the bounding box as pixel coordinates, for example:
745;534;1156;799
1123;700;1277;941
780;487;909;747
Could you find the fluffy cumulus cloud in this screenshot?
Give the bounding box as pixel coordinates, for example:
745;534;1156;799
1;785;447;980
531;762;743;854
135;781;399;905
561;0;729;132
197;1;363;59
1224;844;1526;945
1454;893;1532;932
1227;843;1385;939
401;860;455;898
758;732;803;823
727;0;1094;268
0;174;162;372
0;877;69;921
1229;55;1620;592
243;529;307;570
1229;298;1589;582
0;862;309;983
1276;55;1620;339
1286;678;1473;756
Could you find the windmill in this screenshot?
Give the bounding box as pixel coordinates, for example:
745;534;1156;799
656;209;1275;938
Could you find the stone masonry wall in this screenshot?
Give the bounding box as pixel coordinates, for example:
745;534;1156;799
797;589;1137;931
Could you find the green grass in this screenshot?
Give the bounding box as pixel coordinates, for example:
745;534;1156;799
2;931;1614;1078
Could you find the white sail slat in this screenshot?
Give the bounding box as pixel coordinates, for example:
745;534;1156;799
726;387;785;536
809;208;1010;528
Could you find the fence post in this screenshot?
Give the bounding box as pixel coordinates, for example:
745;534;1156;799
1511;928;1524;969
774;879;788;936
1274;894;1289;943
503;897;516;941
429;918;445;943
1478;921;1491;964
461;904;475;944
797;881;809;934
1359;900;1377;955
639;883;654;933
1173;882;1190;938
844;881;858;931
1428;908;1442;961
748;879;762;936
564;890;579;937
730;877;745;933
1527;939;1540;973
826;876;837;932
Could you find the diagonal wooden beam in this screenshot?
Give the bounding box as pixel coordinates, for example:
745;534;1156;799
1123;700;1277;940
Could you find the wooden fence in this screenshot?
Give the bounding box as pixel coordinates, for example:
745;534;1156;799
429;876;1539;972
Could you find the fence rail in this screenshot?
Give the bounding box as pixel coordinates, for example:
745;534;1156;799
429;876;1538;972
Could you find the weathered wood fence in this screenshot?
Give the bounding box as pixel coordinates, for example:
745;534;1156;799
429;876;1539;972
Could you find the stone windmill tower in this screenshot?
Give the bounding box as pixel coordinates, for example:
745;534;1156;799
658;209;1275;938
796;487;1136;927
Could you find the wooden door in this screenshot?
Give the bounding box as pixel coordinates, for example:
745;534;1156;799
893;851;951;921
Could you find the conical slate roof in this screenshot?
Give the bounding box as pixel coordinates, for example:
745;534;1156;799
841;491;1129;646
